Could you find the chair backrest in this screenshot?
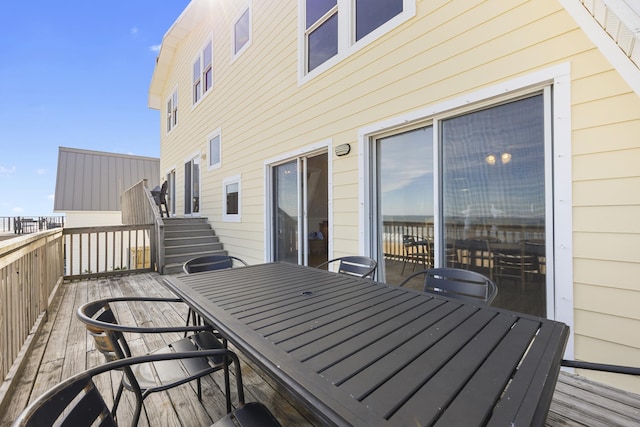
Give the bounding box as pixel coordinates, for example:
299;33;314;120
317;256;377;278
12;372;117;427
78;299;132;362
159;180;168;202
13;350;243;427
400;268;497;304
183;255;248;274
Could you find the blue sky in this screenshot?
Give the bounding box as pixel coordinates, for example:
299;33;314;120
0;0;190;217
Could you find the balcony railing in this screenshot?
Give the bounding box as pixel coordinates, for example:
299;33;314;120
0;229;64;389
0;220;156;402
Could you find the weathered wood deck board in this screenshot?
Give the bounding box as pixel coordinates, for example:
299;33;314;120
1;273;638;426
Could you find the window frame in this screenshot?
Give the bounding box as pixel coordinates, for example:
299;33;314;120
357;65;574;355
192;36;214;106
298;0;415;83
166;87;178;133
232;3;252;61
223;175;242;222
207;128;222;171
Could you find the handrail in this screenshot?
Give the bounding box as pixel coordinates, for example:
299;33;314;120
120;179;164;273
0;229;64;412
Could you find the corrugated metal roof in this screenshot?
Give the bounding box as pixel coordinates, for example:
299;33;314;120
54;147;160;212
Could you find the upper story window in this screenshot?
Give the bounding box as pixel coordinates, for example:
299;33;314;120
208;128;221;170
193;39;213;105
166;88;178;133
233;4;252;59
301;0;414;79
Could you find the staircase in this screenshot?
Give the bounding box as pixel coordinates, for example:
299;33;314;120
161;217;226;275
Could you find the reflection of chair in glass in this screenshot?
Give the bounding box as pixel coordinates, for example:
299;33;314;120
401;235;431;275
77;298;233;425
398;267;497;305
490;242;539;288
12;350;282;427
456;237;497;271
316;256;377;278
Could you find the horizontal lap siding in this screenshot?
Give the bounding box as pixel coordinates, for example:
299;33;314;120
156;0;640;393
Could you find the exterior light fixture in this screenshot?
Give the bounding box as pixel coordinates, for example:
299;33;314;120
335;143;351;156
485;154;496;165
501;152;512;164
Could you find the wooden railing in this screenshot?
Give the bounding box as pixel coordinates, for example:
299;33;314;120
62;225;155;280
0;229;64;408
121;179;165;273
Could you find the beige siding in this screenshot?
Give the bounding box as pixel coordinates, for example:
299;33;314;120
152;0;640;393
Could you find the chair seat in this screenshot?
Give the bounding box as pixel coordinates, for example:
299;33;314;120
124;331;227;392
212;402;282;427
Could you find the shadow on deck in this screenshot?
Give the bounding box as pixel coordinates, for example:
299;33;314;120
1;273;638;426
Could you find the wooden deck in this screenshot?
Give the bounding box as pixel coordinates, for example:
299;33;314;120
1;273;638;426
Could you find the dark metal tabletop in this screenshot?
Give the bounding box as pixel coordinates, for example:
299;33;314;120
162;262;569;427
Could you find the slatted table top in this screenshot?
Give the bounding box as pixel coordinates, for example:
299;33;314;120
163;262;569;427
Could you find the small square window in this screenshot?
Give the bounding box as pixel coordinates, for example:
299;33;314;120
223;175;241;222
233;6;251;57
208;130;221;170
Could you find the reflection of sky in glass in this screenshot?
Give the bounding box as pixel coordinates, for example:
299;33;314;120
443;95;545;220
355;0;403;41
275;161;298;217
380;127;434;217
308;13;338;71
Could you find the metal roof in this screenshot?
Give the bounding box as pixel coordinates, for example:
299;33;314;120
53;147;160;212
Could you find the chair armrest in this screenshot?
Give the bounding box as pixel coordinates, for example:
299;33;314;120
77;297;214;334
398;270;428;287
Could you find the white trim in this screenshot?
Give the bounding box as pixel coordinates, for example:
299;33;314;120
207;127;222;171
358;64;574;358
222;174;242;222
298;0;416;85
232;2;252;62
558;0;640;97
263;140;333;263
184;151;201;217
191;34;214;108
165;86;178;134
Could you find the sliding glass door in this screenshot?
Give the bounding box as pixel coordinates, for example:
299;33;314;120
272;152;328;266
374;93;549;317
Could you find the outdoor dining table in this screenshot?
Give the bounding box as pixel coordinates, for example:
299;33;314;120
162;262;569;427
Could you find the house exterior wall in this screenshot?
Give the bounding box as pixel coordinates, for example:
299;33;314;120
152;0;640;393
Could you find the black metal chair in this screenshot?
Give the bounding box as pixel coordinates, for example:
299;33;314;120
398;267;498;305
401;235;431;275
183;255;249;329
77;297;233;426
12;350;282;427
183;254;249;274
315;256;377;279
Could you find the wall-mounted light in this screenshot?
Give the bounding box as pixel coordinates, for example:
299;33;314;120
335;143;351;157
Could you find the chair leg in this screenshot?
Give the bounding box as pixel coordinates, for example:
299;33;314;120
112;380;125;419
224;357;232;413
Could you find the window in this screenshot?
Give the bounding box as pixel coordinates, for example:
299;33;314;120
207;128;221;170
166;88;178;133
223;175;241;222
370;92;551;318
193;39;213;104
301;0;414;77
233;5;251;58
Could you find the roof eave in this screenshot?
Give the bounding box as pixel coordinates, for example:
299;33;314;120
148;1;203;110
